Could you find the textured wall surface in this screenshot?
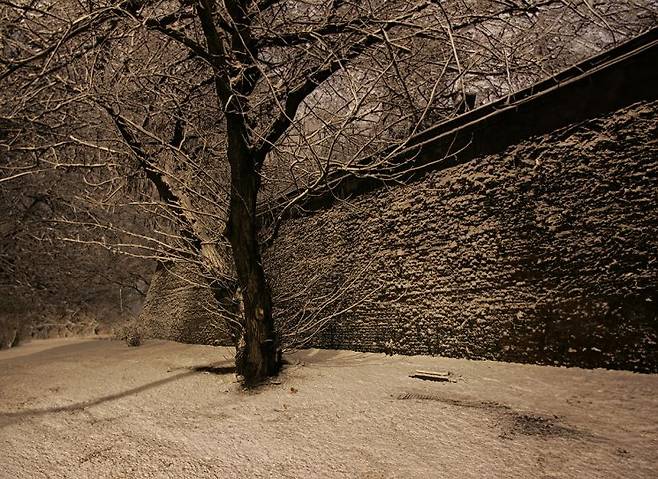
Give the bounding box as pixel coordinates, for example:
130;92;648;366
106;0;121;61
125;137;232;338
139;263;233;346
266;100;658;372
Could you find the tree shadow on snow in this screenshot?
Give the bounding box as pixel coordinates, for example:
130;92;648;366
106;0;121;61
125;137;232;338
289;348;390;367
192;364;236;375
0;362;235;429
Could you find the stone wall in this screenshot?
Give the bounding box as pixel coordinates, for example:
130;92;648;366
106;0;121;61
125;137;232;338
139;263;234;346
266;100;658;372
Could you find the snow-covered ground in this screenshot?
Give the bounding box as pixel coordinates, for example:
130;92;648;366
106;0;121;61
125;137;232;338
1;338;656;478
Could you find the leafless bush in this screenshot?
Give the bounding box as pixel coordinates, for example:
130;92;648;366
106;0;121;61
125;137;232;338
0;318;22;349
113;319;143;347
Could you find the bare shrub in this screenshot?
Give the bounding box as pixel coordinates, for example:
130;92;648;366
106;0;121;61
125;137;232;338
0;317;30;349
114;320;143;347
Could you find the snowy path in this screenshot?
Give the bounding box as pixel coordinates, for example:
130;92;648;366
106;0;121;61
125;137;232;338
1;338;656;478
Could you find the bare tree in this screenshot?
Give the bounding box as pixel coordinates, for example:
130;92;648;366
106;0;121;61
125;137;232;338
1;0;655;383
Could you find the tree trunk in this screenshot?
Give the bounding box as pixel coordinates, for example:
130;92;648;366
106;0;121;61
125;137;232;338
226;147;279;385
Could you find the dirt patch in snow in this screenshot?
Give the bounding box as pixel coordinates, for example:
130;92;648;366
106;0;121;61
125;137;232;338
396;392;584;440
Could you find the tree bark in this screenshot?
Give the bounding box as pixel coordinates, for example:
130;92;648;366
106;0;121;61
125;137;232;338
226;144;279;385
195;0;279;383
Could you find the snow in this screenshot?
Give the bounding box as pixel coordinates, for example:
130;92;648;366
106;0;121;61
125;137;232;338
1;338;657;478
